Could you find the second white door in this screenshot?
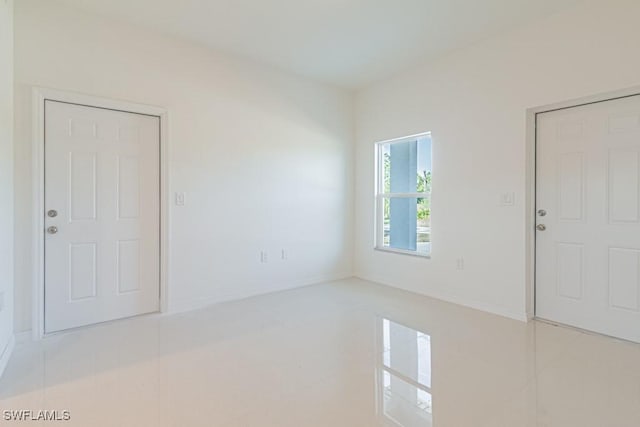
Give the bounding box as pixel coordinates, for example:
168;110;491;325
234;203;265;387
536;94;640;342
45;100;160;333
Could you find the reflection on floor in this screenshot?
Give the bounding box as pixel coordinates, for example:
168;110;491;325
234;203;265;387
1;278;640;426
379;318;432;426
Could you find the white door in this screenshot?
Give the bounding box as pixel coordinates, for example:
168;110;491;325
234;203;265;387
536;94;640;342
45;100;160;333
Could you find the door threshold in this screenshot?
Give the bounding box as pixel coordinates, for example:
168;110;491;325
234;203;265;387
534;317;640;346
43;310;162;339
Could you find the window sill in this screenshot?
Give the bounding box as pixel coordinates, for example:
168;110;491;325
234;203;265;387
374;247;431;259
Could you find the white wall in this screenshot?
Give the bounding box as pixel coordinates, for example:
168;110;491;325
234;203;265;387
355;0;640;320
14;0;354;332
0;0;15;372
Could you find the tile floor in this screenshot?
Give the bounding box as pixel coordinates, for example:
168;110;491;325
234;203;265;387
1;278;639;426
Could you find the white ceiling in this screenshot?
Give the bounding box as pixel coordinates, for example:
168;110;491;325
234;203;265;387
55;0;584;89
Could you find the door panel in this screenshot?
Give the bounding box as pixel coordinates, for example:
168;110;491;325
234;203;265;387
69;152;97;221
44;101;160;333
68;243;97;301
536;94;640;342
555;242;584;301
608;248;640;311
608;149;640;223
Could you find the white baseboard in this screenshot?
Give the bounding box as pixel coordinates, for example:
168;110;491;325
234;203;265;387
15;330;33;344
0;334;15;380
12;274;355;337
355;273;529;323
169;272;353;314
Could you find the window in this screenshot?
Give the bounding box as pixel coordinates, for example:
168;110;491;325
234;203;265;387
375;133;432;256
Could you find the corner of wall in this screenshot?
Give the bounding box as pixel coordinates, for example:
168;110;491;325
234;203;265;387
0;0;15;380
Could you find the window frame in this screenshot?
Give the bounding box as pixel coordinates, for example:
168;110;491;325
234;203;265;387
374;132;432;258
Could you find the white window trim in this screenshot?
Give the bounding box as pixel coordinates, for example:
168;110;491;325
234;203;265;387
374;132;431;258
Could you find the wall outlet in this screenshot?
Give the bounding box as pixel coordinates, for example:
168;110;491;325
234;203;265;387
281;249;287;261
175;192;186;206
456;258;465;270
260;251;268;263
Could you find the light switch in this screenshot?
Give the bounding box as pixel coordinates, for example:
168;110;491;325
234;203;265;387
175;192;186;206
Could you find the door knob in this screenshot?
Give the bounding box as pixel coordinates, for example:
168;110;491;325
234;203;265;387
536;224;546;231
47;226;58;235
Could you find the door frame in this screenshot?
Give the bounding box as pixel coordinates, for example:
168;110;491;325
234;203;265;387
526;85;640;321
32;87;170;339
